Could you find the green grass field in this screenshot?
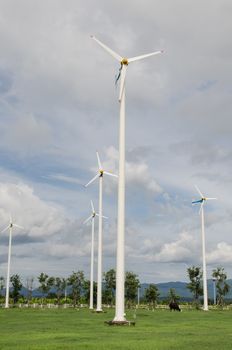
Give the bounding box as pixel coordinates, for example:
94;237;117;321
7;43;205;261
0;307;232;350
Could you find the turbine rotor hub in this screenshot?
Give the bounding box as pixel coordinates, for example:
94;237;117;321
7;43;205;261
121;58;129;65
99;170;104;177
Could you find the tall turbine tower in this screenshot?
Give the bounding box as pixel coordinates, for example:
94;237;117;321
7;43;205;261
85;151;117;312
192;185;217;311
1;216;23;308
83;200;98;310
91;35;163;323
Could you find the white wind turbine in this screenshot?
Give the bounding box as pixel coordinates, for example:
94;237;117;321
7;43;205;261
85;151;117;312
91;35;163;322
1;216;23;308
83;200;103;310
192;185;217;311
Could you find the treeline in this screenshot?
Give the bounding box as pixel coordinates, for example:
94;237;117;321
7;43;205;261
0;266;230;308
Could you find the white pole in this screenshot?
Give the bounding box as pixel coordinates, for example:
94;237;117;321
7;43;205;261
201;205;208;311
89;216;95;309
137;287;140;307
96;175;103;312
114;79;126;322
5;225;12;308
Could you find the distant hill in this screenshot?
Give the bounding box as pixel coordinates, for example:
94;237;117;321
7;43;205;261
141;279;232;300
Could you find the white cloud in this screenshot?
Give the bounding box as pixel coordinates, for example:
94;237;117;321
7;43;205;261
0;182;67;238
102;146;162;194
207;242;232;264
152;232;198;263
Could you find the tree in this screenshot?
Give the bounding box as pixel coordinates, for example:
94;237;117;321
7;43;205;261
25;276;34;304
0;276;5;296
10;274;23;304
186;266;203;307
67;271;85;307
168;288;180;303
125;271;140;308
103;269;116;306
145;284;160;308
212;267;230;306
54;277;67;305
38;273;55;303
83;280;97;306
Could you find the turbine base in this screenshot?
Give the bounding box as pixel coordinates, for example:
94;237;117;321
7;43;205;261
105;320;135;326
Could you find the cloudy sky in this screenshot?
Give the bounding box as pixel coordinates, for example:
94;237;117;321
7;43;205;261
0;0;231;285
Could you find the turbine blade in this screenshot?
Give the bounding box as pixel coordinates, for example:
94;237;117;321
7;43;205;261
96;151;102;170
96;214;108;220
91;35;122;62
90;200;95;213
1;225;10;233
85;173;99;187
83;215;92;225
128;50;163;63
104;171;118;178
13;224;24;229
119;64;127;102
194;185;204;198
205;197;217;200
192;199;203;204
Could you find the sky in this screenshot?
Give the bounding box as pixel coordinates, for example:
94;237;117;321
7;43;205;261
0;0;232;285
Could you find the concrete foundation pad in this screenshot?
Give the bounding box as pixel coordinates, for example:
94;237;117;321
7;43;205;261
105;320;135;326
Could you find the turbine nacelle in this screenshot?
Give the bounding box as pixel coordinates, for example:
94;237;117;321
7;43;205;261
1;216;23;233
192;185;217;214
121;58;129;66
83;200;98;225
83;199;108;225
85;151;118;188
91;35;163;102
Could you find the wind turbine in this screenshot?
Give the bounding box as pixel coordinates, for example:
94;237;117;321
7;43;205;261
83;200;104;310
85;151;117;312
91;35;163;323
1;216;23;308
192;185;217;311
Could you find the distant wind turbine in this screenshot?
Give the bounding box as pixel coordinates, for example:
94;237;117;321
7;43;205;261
192;185;217;311
83;200;107;310
1;216;23;308
85;151;117;312
91;35;163;323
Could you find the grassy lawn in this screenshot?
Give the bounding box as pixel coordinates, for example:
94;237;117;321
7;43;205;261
0;307;232;349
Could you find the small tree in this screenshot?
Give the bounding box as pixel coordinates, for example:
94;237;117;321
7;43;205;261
54;277;67;305
168;288;180;303
25;276;34;304
145;284;160;308
83;280;97;306
38;273;54;304
104;269;116;306
67;271;85;307
125;271;140;308
212;267;230;306
186;266;203;308
0;276;5;296
10;274;23;304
